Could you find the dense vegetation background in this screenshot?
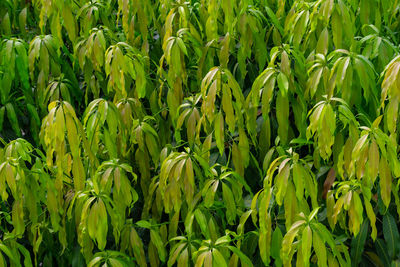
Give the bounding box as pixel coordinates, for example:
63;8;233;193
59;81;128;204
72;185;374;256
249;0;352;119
1;0;400;266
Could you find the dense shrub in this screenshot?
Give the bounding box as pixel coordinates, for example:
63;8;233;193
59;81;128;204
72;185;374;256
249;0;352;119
0;0;400;266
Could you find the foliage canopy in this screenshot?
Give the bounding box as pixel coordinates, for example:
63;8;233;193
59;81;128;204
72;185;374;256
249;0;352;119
1;0;400;266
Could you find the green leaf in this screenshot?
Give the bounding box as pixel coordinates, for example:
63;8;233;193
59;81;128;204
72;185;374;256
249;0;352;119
222;182;236;224
302;225;312;266
275;162;290;205
16;243;33;267
383;212;400;259
313;231;327;267
265;6;284;35
5;103;21;136
136;220;152;229
0;107;5;132
292;163;305;201
375;238;391;267
87;256;103;267
150;229;167;262
277;72;289;96
271;227;283;266
176;38;187;56
281;220;306;262
350;220;369;266
194;209;210;239
276;90;289;144
227;246;253;267
380;157;392;208
0;243;18;265
316;28;329;55
212;249;227;267
215;111;225;156
27;104;40;126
